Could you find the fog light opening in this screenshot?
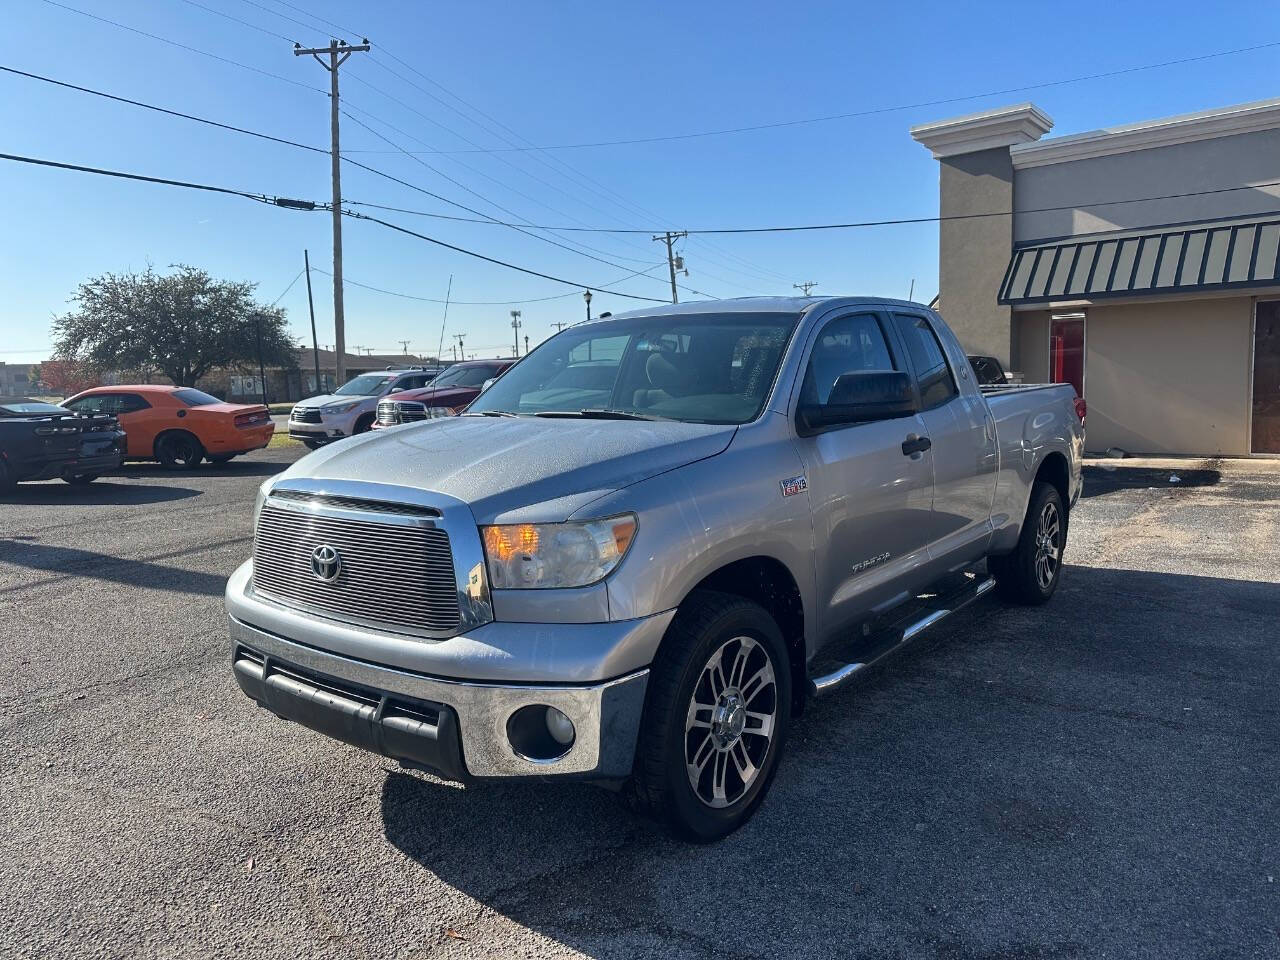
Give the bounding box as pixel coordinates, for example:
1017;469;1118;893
506;704;576;763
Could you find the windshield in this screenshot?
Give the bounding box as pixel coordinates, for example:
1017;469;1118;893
173;388;222;406
466;312;799;424
334;374;395;397
430;363;502;388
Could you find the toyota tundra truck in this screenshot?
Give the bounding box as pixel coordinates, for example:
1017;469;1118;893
226;297;1083;841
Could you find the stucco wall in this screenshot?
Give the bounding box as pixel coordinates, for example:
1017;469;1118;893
1013;128;1280;243
1082;296;1254;456
1013;311;1050;383
938;147;1015;365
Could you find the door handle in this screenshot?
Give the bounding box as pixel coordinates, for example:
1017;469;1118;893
901;435;932;456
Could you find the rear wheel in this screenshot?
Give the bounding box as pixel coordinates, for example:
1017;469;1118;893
155;431;204;470
63;473;100;485
629;591;790;842
990;481;1066;604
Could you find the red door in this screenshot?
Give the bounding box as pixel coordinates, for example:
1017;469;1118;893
1050;315;1085;399
1253;301;1280;454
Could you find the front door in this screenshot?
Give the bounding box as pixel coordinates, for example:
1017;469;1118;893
791;310;935;640
1049;313;1085;400
1253;300;1280;454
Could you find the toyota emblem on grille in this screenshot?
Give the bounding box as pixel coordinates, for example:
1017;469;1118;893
309;544;342;582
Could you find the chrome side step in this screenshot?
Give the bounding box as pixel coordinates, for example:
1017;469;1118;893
808;576;996;698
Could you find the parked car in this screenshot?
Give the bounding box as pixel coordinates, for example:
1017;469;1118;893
226;297;1084;841
63;386;273;469
373;359;515;428
288;369;439;448
968;354;1010;385
0;397;126;488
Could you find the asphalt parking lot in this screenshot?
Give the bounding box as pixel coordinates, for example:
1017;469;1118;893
2;451;1277;959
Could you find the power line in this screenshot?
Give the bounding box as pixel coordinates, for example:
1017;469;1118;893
177;0;299;44
269;267;307;306
37;0;325;96
339;39;1280;154
310;262;669;305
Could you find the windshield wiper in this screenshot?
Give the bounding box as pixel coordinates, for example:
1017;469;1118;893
533;409;662;421
472;409;518;417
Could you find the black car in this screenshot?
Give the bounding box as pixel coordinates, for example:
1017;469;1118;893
0;397;127;489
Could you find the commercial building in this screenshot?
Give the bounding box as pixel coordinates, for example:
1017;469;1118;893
912;97;1280;456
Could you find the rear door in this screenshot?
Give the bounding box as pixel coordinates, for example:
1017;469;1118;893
889;311;998;563
791;309;935;639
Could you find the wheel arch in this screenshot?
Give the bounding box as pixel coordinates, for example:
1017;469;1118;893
680;555;807;716
1035;450;1071;511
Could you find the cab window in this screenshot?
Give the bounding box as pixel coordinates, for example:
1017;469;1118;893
800;313;899;407
892;314;958;409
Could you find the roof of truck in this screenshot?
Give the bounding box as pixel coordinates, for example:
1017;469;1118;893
610;296;931;320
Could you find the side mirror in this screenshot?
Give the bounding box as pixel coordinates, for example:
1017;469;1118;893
798;371;915;433
389;386;404;393
480;378;497;393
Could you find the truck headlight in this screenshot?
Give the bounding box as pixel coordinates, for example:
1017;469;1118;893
481;515;636;589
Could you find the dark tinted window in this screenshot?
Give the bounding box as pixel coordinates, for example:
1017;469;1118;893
893;314;958;409
67;393;150;415
801;313;898;406
173;389;221;406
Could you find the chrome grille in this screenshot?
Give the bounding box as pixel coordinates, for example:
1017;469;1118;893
252;500;460;635
292;407;322;423
376;400;398;425
398;401;429;423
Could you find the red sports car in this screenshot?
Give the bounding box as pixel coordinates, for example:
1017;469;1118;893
373;359;514;428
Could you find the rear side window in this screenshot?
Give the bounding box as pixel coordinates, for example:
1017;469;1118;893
801;312;898;406
173;388;221;406
893;314;958;409
68;393;150;415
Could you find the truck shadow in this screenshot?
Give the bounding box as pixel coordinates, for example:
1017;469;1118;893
377;563;1280;957
0;480;201;506
0;539;231;597
1082;463;1220;498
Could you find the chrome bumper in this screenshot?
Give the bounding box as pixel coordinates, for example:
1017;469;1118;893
228;616;649;779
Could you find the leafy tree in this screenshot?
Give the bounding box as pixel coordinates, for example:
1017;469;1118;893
32;359;103;397
51;264;298;386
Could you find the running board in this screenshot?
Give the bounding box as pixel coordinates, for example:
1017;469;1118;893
807;576;996;698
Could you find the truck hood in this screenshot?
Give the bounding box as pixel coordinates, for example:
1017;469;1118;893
295;393;375;409
275;414;736;523
394;385;477;408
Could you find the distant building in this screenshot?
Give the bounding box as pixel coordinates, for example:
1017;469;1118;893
912;97;1280;456
199;349;443;403
0;362;37;396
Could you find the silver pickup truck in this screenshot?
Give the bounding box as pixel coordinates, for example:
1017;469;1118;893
226;297;1083;841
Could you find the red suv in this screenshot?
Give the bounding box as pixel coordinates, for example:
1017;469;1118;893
373;359;514;428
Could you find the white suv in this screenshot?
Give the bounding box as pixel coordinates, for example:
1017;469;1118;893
288;369;441;448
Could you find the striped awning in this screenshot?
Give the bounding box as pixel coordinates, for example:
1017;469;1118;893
998;214;1280;305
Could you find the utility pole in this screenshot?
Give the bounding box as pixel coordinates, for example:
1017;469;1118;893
294;37;370;389
510;310;522;357
652;231;688;303
253;313;269;409
908;278;916;301
303;249;323;395
452;333;466;362
794;281;819;296
397;339;411;354
551;321;569;333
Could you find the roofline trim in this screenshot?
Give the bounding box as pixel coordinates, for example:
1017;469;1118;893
1011;95;1280;169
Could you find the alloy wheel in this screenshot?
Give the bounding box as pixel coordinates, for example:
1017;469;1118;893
1034;500;1061;590
684;635;778;809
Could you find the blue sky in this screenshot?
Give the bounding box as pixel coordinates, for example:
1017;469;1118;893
2;0;1277;365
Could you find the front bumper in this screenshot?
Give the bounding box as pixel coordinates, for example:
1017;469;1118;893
229;616;648;780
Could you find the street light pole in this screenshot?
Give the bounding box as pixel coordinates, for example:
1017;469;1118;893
583;288;593;322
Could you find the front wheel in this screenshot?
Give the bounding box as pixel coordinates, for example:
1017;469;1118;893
629;591;790;842
989;480;1066;604
63;473;100;485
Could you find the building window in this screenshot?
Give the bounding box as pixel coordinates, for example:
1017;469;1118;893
1049;313;1085;399
231;375;264;396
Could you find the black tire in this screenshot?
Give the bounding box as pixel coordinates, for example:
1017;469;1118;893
353;413;375;435
63;473;100;485
303;440;324;451
207;454;235;465
989;481;1066;604
629;590;791;842
154;431;204;470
